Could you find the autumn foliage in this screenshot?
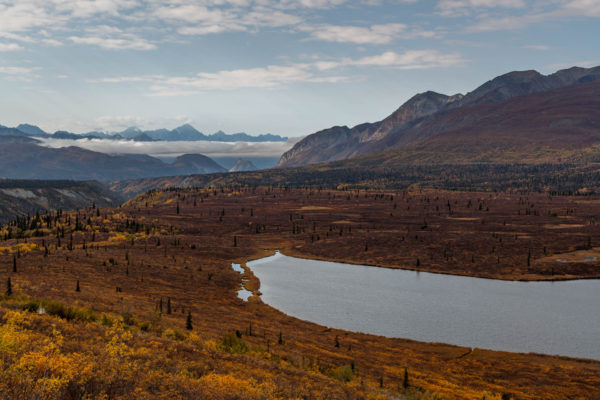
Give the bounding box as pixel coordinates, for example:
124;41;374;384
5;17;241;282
0;187;598;399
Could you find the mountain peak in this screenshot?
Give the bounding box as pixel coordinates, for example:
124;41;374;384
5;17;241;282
172;153;227;174
16;124;48;137
278;65;600;168
122;127;142;134
229;158;258;172
174;123;200;132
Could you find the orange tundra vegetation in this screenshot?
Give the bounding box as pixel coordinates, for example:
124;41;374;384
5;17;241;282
0;187;599;399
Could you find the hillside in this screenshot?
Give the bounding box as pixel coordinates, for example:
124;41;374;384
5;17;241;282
0;139;226;181
229;159;258;172
348;80;600;164
0;179;121;223
0;187;599;399
278;66;600;167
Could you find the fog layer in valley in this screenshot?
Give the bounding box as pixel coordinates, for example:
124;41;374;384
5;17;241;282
38;137;299;160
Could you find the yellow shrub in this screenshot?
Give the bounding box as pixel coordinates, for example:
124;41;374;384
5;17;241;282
198;373;277;400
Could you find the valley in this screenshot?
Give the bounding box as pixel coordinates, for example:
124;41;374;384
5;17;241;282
2;0;599;397
1;187;599;399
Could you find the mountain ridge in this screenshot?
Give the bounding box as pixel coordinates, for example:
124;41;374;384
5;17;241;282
0;123;288;143
278;65;600;167
0;139;227;181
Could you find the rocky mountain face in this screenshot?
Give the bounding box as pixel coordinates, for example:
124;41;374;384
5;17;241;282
229;159;258;172
351;80;600;164
278;66;600;167
0;180;122;223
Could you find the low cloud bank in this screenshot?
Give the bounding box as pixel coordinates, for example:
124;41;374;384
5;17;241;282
38;137;299;159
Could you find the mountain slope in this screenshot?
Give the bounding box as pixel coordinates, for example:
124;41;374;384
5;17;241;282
0;179;121;222
171;154;227;174
278;65;600;167
229;159;258;172
0;141;226;181
339;80;600;164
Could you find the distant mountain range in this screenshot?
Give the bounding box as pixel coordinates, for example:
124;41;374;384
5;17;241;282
0;135;227;181
0;123;288;143
278;65;600;167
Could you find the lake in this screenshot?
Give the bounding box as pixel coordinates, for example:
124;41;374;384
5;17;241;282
246;251;600;360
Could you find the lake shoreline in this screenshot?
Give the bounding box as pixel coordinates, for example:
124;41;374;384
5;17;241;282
243;250;600;361
247;248;600;283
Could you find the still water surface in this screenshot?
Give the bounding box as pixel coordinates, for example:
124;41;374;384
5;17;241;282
247;252;600;360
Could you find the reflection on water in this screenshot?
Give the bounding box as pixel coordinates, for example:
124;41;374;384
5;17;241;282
248;252;600;360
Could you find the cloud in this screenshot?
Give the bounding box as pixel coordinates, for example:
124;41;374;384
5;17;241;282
69;34;156;50
300;23;407;44
0;43;23;51
90;49;465;94
0;65;41;81
41;38;63;46
0;0;441;53
38;137;296;158
437;0;525;16
314;49;465;70
300;23;441;44
460;0;600;31
522;44;549;51
0;1;60;33
54;0;139;18
353;50;465;69
91;65;345;94
156;4;303;36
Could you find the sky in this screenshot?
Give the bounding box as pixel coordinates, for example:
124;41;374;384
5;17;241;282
0;0;599;137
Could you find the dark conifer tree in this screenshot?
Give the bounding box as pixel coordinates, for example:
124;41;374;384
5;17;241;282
186;311;193;330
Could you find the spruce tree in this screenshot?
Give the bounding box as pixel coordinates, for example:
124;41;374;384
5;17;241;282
186;311;193;330
6;277;12;296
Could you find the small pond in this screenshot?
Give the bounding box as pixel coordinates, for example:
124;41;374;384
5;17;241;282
232;263;253;301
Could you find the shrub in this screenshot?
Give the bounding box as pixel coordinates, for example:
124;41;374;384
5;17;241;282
218;333;249;354
163;328;186;341
333;365;354;382
22;300;40;313
40;300;97;322
19;298;96;322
